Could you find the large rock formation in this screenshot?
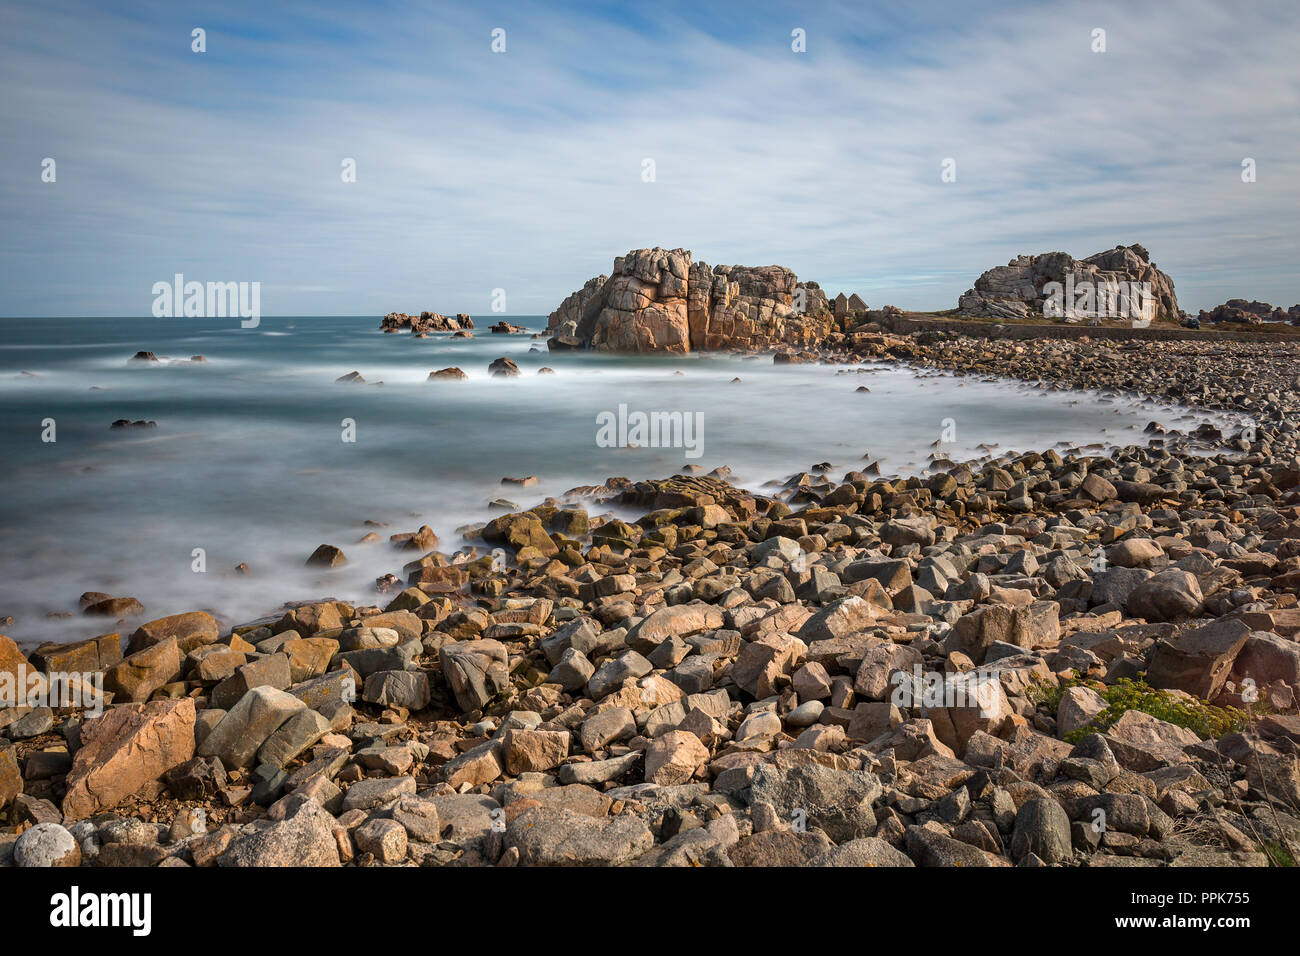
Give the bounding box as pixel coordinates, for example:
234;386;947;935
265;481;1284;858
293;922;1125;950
381;312;475;335
957;244;1179;321
546;248;833;353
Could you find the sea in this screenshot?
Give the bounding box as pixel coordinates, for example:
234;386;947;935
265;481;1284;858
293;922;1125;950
0;315;1228;647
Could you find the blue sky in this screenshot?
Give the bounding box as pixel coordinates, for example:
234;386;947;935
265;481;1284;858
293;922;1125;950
1;0;1297;316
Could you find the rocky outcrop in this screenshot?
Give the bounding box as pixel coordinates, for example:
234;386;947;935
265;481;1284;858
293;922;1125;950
957;244;1179;321
1198;299;1300;325
547;275;607;336
381;312;474;335
546;248;833;353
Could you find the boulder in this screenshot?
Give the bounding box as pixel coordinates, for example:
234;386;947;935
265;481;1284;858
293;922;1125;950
1104;710;1200;770
748;763;882;843
428;367;468;381
1125;570;1203;621
1010;797;1071;864
503;729;571;775
796;596;879;645
102;637;181;703
1146;618;1250;699
505;806;653;866
810;837;914;867
198;686;306;768
218;798;341;866
441;640;510;712
644;730;708;785
126;611;219;656
14;822;81;867
62;698;197;820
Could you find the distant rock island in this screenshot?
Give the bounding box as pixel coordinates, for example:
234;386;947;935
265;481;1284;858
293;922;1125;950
381;312;474;336
1198;299;1300;325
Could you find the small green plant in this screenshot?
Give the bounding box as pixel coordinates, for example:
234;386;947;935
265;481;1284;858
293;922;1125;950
1063;677;1255;744
1261;840;1297;867
1025;677;1069;712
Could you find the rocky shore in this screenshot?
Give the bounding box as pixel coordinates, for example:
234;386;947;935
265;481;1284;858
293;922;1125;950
3;330;1300;869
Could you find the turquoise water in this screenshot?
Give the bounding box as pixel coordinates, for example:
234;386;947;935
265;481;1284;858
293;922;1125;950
0;315;1219;646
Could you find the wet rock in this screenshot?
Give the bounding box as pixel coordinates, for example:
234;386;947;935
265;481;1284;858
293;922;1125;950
428;367;468;381
305;544;348;568
83;596;145;618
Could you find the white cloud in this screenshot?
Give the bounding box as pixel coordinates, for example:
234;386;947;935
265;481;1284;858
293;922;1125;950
1;0;1297;315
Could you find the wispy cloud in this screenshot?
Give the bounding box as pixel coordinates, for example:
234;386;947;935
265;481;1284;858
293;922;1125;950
1;0;1297;316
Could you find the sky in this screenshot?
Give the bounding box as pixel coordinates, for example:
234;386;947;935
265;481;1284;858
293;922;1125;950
1;0;1297;317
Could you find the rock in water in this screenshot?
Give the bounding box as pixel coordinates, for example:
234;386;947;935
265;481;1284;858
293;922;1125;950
305;544;347;568
545;247;832;353
488;356;521;377
428;367;467;381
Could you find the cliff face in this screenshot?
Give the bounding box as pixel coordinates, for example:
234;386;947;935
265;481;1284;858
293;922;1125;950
957;244;1180;321
547;247;833;352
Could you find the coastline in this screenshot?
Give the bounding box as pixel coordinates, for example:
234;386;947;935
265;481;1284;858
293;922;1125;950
4;327;1299;868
